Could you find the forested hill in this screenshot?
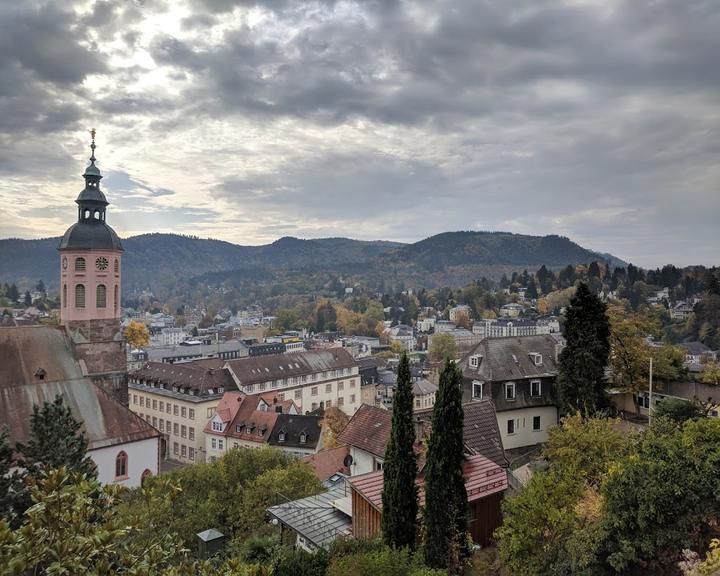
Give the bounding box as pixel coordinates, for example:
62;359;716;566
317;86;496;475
0;231;624;291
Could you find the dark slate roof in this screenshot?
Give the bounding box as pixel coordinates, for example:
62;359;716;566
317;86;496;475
415;400;507;468
269;413;322;450
337;404;392;458
131;361;237;398
461;335;560;382
0;325;159;450
58;220;123;251
267;484;352;548
226;349;357;386
678;341;713;355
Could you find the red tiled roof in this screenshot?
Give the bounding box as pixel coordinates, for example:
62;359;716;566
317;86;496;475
337;404;392;458
347;453;507;512
302;445;350;480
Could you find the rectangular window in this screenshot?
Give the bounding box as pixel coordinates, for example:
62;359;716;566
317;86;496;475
530;380;541;397
350;394;356;403
181;425;187;438
505;382;516;400
507;419;515;435
337;381;344;391
533;416;541;431
189;408;195;420
152;416;157;427
212;421;223;432
159;401;164;412
326;399;332;407
259;382;266;391
207;407;215;418
338;397;344;406
211;438;217;449
312;402;318;411
218;440;224;450
166;403;171;414
325;383;332;393
152;399;157;410
472;381;484;399
189;447;195;461
294;389;302;399
350;379;356;388
181;407;187;418
174;442;179;455
311;387;318;396
172;405;178;416
173;423;179;435
181;445;187;458
133;394;137;405
140;397;145;407
189;427;195;441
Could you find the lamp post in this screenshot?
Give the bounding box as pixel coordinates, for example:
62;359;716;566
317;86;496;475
648;356;654;424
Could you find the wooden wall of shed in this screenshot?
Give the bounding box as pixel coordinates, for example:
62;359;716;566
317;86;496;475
351;488;382;539
467;492;504;546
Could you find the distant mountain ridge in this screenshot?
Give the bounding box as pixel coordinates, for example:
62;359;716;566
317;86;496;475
0;231;625;291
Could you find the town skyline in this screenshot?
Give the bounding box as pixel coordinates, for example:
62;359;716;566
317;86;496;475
1;0;719;269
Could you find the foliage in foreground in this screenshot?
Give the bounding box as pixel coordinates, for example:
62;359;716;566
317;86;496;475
496;414;720;575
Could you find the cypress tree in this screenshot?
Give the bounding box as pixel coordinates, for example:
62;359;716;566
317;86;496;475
423;359;468;570
381;353;419;549
557;282;611;415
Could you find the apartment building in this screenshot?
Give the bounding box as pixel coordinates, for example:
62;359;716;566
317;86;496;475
129;361;237;463
225;349;361;415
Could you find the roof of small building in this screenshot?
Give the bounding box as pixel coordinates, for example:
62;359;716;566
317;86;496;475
226;349;357;386
347;453;507;512
462;335;560;382
678;341;713;355
415;400;507;468
302;445;351;480
412;378;437;396
267;484;352;548
0;325;158;450
269;413;322;450
337;404;393;458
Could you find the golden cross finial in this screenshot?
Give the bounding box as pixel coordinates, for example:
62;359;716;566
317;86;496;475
89;128;97;162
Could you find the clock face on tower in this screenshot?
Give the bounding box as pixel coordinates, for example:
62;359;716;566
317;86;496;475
95;257;109;271
62;257;68;270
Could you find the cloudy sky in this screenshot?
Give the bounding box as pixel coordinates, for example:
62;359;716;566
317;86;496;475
1;0;718;267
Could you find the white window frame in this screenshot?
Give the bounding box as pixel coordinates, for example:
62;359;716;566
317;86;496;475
472;381;484;399
530;380;542;397
505;382;516;401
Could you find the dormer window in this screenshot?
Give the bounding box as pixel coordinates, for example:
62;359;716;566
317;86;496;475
469;355;482;368
529;352;543;366
531;380;542;397
299;432;307;444
34;368;46;381
505;382;516;400
212;421;223;432
278;430;286;443
472;380;483;399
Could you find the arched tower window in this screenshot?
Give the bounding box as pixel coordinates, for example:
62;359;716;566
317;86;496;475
75;284;85;308
114;285;119;311
115;451;128;478
114;259;119;274
83;209;90;220
94;209;100;220
63;284;67;308
75;257;86;271
96;284;107;308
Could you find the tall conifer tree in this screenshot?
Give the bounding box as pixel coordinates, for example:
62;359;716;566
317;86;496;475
424;359;468;570
557;282;611;415
381;353;419;549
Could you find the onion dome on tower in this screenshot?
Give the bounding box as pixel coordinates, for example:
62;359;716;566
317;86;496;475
59;129;123;252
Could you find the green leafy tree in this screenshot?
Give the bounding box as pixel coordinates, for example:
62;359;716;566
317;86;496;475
0;428;24;525
16;395;96;478
382;353;419;549
428;332;457;362
557;282;611;415
654;398;706;424
423;360;468;571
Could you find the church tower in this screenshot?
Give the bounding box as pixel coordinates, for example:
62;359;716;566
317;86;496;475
59;131;127;403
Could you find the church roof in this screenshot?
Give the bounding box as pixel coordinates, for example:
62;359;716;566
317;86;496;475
59;220;123;251
0;325;159;451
